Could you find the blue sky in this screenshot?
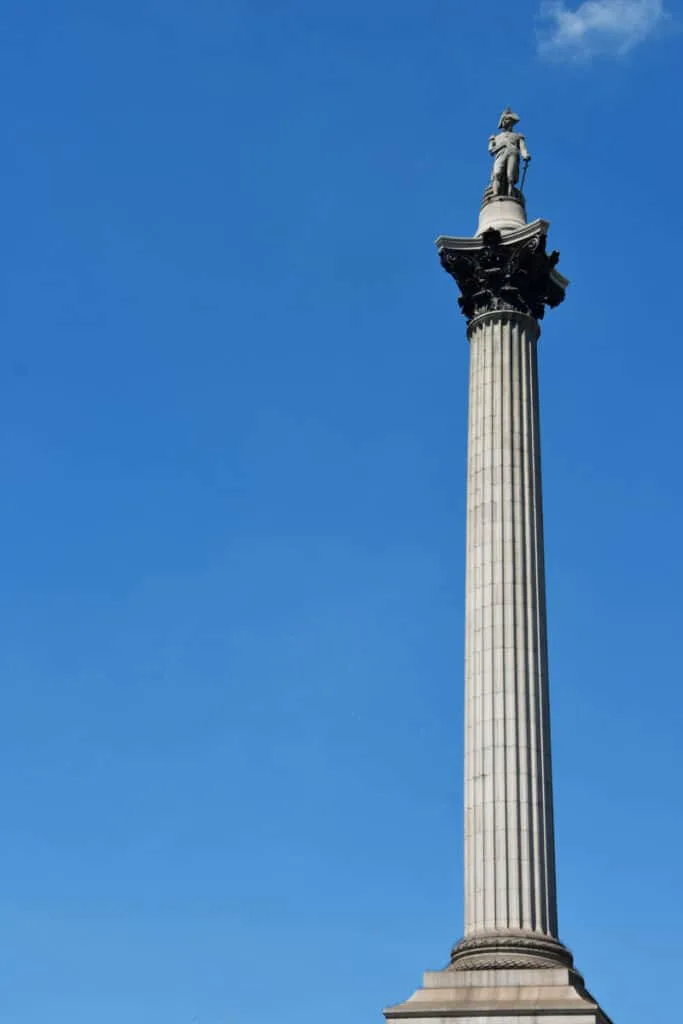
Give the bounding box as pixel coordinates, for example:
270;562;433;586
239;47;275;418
0;1;680;1021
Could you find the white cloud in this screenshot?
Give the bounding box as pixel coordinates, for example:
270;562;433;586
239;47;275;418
538;0;665;59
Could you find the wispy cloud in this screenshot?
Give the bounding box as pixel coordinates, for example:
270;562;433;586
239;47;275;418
538;0;665;59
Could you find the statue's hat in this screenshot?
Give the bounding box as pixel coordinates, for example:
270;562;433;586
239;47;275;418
498;107;520;128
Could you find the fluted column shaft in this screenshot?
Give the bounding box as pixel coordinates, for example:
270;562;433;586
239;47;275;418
463;309;557;939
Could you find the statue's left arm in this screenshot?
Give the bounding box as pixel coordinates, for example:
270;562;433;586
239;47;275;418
518;135;531;162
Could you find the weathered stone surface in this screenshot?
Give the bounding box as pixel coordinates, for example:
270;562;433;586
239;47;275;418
457;309;561;963
476;188;527;236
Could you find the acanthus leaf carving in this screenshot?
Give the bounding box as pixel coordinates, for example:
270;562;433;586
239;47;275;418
440;228;565;323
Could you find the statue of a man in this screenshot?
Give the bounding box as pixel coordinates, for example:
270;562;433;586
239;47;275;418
488;108;531;197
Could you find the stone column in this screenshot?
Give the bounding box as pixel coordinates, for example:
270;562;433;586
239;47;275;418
440;220;571;972
460;307;559;958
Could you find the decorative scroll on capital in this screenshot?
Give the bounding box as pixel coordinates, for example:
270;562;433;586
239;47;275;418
438;225;567;324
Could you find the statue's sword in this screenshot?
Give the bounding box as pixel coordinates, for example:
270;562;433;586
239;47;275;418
520;158;530;193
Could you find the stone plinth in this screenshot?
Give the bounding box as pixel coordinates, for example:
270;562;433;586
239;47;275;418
384;966;614;1024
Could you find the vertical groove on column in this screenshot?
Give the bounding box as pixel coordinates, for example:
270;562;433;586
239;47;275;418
508;316;522;934
475;324;482;930
466;315;478;936
498;315;509;931
516;316;531;934
530;337;558;937
480;322;486;931
526;319;537;933
492;314;502;931
476;320;485;934
486;316;493;932
505;319;515;931
490;315;498;931
532;331;545;933
529;320;540;932
483;315;492;931
463;322;473;937
465;328;474;936
485;318;492;933
520;319;531;930
478;318;484;933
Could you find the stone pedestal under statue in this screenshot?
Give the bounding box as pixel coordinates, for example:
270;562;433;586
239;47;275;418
383;111;614;1024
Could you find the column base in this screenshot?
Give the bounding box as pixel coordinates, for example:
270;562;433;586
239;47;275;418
450;931;574;971
384;965;615;1024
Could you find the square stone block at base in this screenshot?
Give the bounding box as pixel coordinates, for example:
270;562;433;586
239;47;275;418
384;967;614;1024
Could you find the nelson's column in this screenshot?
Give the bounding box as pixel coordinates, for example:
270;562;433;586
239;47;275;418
383;110;614;1023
